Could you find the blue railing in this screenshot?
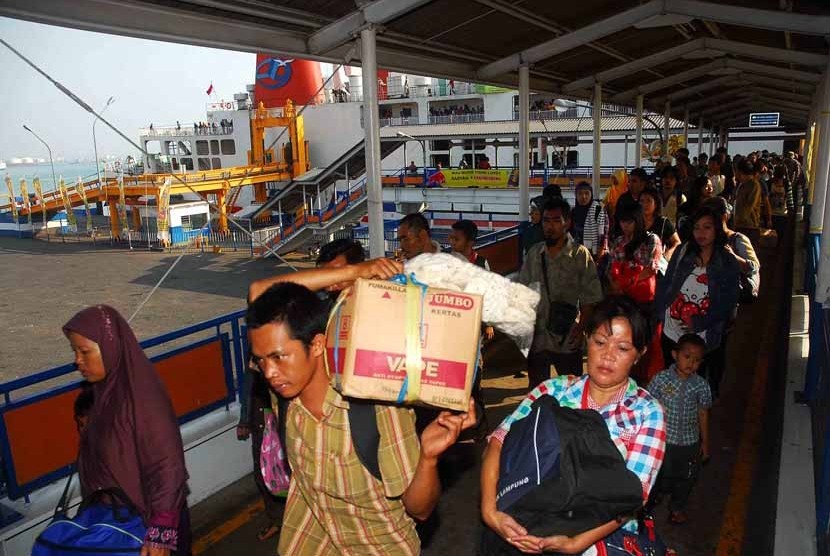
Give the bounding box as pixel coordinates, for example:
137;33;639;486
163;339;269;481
0;309;248;502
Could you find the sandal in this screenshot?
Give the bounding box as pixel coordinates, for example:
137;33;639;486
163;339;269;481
257;524;280;541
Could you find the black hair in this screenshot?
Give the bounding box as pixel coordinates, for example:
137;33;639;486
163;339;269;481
701;196;730;219
630;167;649;183
675;332;706;352
74;385;94;418
689;205;729;253
451;219;478;242
660;165;678;180
736;159;755;177
399;212;431;237
543;184;563;199
688;175;712;210
639;186;663;219
542;196;571;220
316;238;365;266
246;282;328;349
615;202;648;261
585;295;651;353
708;156;721;168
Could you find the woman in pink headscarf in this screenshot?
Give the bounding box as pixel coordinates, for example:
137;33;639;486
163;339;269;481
63;305;189;556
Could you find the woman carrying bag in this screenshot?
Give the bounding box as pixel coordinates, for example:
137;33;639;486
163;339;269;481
62;305;190;556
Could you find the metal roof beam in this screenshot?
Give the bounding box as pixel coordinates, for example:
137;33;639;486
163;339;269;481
743;73;816;94
308;0;434;54
665;0;830;36
684;90;753;112
707;38;827;67
611;59;726;102
563;39;705;93
748;88;812;105
651;75;739;105
476;0;663;79
753;96;811;113
726;59;822;83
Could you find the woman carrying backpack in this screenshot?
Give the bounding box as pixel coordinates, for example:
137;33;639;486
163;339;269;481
481;296;667;555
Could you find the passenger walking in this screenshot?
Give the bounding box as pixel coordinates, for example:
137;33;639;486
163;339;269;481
481;296;666;555
449;219;490;270
603;169;629;221
769;166;794;240
570;181;609;259
517;197;603;387
63;305;190;556
520;200;545;257
677;176;716;241
613;168;649;234
655;207;741;399
659;166;685;225
397;212;441;260
703;196;761;304
733;159;762;230
246;279;476;555
640;186;681;263
647;333;711;525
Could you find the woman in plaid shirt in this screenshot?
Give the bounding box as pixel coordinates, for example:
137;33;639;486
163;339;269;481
481;296;666;555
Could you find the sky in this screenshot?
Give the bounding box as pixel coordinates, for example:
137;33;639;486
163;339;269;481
0;17;258;162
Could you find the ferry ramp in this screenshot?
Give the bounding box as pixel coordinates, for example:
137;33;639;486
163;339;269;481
181;218;797;556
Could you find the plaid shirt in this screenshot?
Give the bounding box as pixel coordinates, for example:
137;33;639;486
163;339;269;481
647;366;712;446
490;375;666;533
277;386;421;555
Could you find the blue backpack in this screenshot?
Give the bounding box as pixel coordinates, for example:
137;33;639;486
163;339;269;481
32;476;147;556
496;396;562;511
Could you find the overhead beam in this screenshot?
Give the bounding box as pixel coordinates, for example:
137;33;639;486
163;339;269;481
707;38;827;67
308;0;434;54
684;89;752;112
726;59;822;84
743;73;816;94
477;0;663;78
651;75;738;105
563;39;704;93
611;59;726;102
665;0;830;36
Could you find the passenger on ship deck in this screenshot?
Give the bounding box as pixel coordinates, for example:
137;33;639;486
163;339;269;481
481;296;666;555
63;305;190;556
246;281;476;555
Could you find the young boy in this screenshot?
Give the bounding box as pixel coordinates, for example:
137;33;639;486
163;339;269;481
646;333;712;524
247;263;476;555
449;219;489;270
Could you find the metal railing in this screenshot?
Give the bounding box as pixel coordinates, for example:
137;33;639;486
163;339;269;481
139;125;234;138
427;114;485;125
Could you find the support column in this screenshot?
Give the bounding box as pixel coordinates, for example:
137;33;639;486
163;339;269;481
709;128;715;157
697;117;704;159
683;107;690;151
217;189;229;233
131;205;141;231
664;100;671;160
635;95;644;169
518;65;530;221
623;134;629;171
813;63;830;305
592;83;602;198
109;197;120;238
361;27;385;258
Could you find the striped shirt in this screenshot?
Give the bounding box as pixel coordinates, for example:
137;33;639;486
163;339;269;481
490;375;666;533
277;386;421;555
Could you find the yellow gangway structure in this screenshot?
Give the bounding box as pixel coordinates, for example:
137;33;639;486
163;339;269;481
0;100;309;237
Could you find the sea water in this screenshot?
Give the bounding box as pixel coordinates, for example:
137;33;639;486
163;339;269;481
3;162;101;195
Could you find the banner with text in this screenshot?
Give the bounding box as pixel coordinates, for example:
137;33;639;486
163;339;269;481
76;177;92;233
426;169;518;188
20;179;31;226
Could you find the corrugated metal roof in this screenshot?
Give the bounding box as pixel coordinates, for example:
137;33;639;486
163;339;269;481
379;116;687;140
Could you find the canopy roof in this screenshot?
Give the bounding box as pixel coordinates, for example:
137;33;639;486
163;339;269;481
2;0;828;129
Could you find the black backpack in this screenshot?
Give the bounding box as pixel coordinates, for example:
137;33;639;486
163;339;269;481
481;396;643;556
276;394;381;480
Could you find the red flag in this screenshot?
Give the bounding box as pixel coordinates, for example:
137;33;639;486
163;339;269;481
206;83;214;95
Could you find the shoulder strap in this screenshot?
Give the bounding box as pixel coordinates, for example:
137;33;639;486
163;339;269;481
348;399;382;481
276;394;290;466
540;250;554;300
594;203;602;222
54;467;76;517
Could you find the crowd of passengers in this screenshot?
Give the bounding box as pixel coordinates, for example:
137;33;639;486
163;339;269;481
60;147;801;556
429;104;485;117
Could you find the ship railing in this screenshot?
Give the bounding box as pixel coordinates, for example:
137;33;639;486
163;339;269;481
378;116;419;128
427;114;485;125
139;125;234;138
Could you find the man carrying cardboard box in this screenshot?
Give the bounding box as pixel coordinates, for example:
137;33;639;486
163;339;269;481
248;262;476;556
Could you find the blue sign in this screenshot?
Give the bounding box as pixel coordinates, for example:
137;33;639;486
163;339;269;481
749;113;780;127
256;58;294;89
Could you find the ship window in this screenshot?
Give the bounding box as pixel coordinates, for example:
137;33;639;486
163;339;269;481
210;140;220;155
180;157;194;171
181;213;208;231
430;140;450;151
197;158;211;171
196;141;209;155
221;140;236;155
212;158;222;169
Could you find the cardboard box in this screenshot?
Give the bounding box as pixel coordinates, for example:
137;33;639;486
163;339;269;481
326;278;483;411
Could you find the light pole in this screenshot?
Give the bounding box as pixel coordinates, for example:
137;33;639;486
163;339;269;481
23;124;58;239
93;96;115;214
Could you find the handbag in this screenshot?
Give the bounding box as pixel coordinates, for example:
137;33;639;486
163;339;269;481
260;408;291;495
728;235;759;304
595;514;675;556
32;473;148;556
609;260;656;304
540;251;579;342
